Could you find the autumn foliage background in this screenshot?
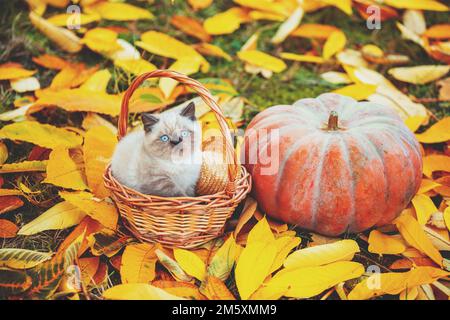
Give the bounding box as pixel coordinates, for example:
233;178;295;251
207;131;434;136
0;0;449;300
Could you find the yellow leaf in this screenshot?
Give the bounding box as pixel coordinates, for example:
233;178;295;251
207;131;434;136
424;24;450;39
114;59;156;76
423;154;450;177
412;194;439;225
43;148;88;191
332;83;377;101
323;31;347;60
258;261;364;300
249;10;285;21
270;235;301;273
291;23;340;39
47;12;100;27
121;243;159;284
32;88;122;116
201;276;236;300
284;239;360;269
0;248;52;269
83;126;117;198
0;189;22;196
271;7;304;44
81;27;121;54
29;11;82;53
0;121;82;149
388;65;450;84
0;142;7;165
394;213;443;267
384;0;448;11
235;241;277;300
204;7;247;35
0;160;47;173
246;216;275;245
207;235;239;281
418;179;442;194
237;50;287;73
59;191;118;230
405;115;428;132
415;117;450;143
86;2;153;21
194;43;232;61
368;230;407;255
159;57;203;98
18;201;86;235
233;0;290;16
103;284;184;300
188;0;213;10
136;30;199;60
173;249;206;281
0;64;36;80
321;0;352;15
80;69;111;93
280;52;325;64
155;249;193;282
348;267;449;300
444;207;450;232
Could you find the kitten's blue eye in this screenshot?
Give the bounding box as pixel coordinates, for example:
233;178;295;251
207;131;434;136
160;135;169;142
181;130;190;137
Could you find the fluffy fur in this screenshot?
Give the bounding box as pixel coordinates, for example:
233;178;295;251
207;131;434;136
111;102;202;197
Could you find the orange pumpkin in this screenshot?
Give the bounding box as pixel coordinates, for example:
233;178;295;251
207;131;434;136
242;93;422;236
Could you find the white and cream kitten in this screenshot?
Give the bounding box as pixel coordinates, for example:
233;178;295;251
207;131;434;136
111;102;202;197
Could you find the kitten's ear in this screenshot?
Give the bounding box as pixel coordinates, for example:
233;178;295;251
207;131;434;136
180;102;196;121
142;113;159;132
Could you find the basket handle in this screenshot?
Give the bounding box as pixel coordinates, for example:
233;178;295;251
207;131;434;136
118;69;238;193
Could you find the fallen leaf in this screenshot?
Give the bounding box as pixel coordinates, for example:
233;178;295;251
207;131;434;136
394;213;443;267
237;50;287;73
271;7;304;44
424;24;450;39
29;11;82;53
320;71;352;84
234;0;289;16
170;15;211;42
188;0;213;10
332;83;377;100
0;248;52;269
174;249;206;281
418;179;442;194
368;230;407;255
323;31;347;60
32;54;69;70
153;280;206;300
0;160;47;173
388;65;450;84
0;63;36;80
10;77;40;92
0;196;24;215
204;7;248;35
193;43;232;61
384;0;448;11
415;117;450;143
234;197;257;238
348;267;449;300
47;12;100;27
0;121;82;149
18;201;86;235
291;23;339;39
0;219;19;238
405;115;428;132
114;58;157;76
202;276;236;300
103;284;184;300
284;239;360;269
280;52;325;64
121;243;159;284
403;9;426;35
81;28;121;54
207;235;239;281
155;249;193;282
423;155;450;177
43;148;88;191
86;2;153;21
412;194;439;225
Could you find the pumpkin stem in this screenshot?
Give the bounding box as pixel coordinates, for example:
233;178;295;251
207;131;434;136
327;111;339;130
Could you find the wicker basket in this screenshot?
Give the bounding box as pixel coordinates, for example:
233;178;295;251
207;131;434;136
104;70;252;249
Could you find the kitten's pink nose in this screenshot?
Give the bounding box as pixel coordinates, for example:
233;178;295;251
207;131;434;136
170;137;183;145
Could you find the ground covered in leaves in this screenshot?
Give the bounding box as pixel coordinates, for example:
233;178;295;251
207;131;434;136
0;0;449;300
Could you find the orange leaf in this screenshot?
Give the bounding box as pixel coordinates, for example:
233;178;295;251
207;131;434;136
423;155;450;178
291;23;339;39
0;219;19;238
170;15;211;42
201;276;236;300
0;196;24;215
32;54;70;70
423;24;450;39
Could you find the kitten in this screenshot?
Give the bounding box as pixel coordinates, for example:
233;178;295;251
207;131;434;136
111;102;202;197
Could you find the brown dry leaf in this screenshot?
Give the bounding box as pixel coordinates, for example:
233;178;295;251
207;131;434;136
0;219;19;238
291;23;339;39
234;197;257;238
171;15;211;42
368;230;407;255
202;276;236;300
394;213;443;267
31;88;122;116
43;148;88;191
83;126;117;198
29;11;82;53
121;243;159;284
59;191;118;230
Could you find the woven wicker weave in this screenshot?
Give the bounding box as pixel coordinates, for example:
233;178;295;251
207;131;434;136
104;70;251;249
